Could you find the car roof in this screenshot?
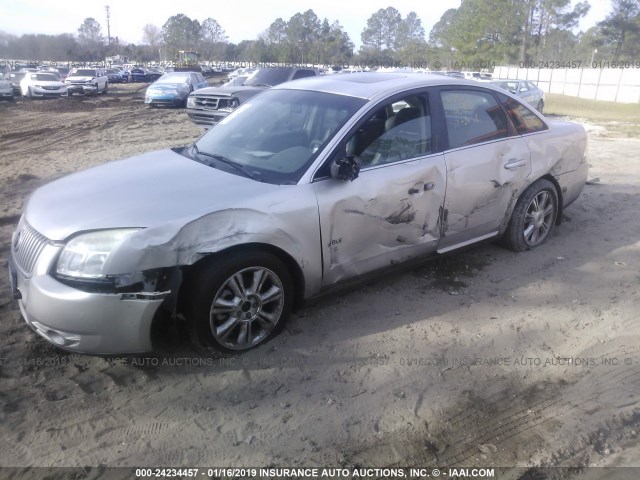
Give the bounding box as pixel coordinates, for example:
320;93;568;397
273;72;493;100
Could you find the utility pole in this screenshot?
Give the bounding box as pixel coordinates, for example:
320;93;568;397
105;5;111;45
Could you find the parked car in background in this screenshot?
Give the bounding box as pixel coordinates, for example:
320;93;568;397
5;72;26;96
106;68;127;83
186;66;320;127
65;68;108;95
20;72;68;98
146;67;164;82
56;67;70;79
462;71;482;80
490;79;545;112
38;66;62;80
8;74;588;356
227;67;256;80
130;68;147;82
221;75;248;87
145;71;207;107
0;77;14;100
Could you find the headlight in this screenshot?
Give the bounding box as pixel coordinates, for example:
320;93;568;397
187;96;195;107
56;229;140;279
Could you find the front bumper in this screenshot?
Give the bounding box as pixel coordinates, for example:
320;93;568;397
145;94;185;106
66;84;97;94
9;241;165;354
30;87;68;97
186;108;229;128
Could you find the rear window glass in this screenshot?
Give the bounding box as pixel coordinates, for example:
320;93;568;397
497;93;548;134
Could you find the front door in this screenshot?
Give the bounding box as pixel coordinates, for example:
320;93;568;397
313;93;447;286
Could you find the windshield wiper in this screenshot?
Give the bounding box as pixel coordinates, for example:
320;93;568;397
246;83;272;88
191;144;261;181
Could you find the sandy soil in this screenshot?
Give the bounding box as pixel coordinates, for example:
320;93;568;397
0;85;639;473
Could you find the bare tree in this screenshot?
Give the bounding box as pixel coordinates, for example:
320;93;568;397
142;24;161;49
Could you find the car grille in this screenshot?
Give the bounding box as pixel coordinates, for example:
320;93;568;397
42;86;60;90
12;222;51;277
192;95;234;110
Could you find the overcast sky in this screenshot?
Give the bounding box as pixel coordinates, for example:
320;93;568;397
0;0;612;48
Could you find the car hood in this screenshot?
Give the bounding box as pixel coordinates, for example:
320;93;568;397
66;76;94;82
25;149;278;241
192;85;267;97
29;81;65;87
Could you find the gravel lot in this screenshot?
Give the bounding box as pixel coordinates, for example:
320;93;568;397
0;84;639;473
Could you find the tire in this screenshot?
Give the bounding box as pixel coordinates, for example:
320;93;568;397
536;100;544;112
501;179;558;252
103;82;108;94
26;87;32;98
186;251;293;356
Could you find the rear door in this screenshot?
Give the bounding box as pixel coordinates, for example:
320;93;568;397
437;88;532;252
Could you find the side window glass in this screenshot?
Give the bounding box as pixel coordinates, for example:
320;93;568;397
345;95;431;168
441;90;509;149
497;92;547;134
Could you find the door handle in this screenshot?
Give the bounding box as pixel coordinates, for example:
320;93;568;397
408;181;425;194
409;182;436;194
504;158;527;169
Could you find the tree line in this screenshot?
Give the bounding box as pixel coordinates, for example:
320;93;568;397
0;1;638;68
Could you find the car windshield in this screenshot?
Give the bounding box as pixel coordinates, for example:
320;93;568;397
32;73;58;81
106;69;120;74
157;74;188;83
244;68;293;87
191;89;367;184
73;69;96;76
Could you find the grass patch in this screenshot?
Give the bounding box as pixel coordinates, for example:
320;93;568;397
545;93;640;137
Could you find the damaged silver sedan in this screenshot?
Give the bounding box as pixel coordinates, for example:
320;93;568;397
8;74;588;355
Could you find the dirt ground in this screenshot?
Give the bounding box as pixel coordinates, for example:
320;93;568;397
0;84;639;474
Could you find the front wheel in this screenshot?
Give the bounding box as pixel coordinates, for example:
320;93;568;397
186;251;293;356
501;179;558;252
536;100;544;112
103;82;108;94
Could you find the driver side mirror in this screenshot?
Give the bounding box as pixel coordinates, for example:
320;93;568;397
330;155;360;181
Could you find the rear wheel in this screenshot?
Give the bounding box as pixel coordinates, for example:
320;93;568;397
186;251;293;356
501;179;558;252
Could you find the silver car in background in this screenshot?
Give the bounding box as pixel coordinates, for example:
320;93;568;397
490;79;545;112
20;72;68;98
9;74;587;356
